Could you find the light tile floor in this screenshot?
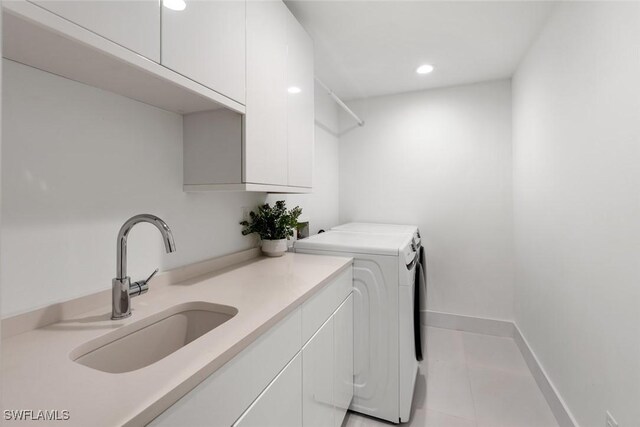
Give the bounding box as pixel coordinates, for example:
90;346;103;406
343;327;559;427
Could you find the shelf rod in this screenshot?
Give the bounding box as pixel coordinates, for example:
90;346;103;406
314;77;365;127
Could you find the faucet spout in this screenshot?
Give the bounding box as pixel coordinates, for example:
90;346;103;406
112;214;176;320
116;214;176;280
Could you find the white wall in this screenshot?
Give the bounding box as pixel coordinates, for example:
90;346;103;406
513;2;640;426
267;82;340;234
1;61;341;317
0;60;267;316
339;80;514;320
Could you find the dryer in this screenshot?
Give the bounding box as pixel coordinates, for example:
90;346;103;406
294;231;419;423
331;222;427;361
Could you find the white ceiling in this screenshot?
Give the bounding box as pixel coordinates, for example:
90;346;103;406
286;1;556;100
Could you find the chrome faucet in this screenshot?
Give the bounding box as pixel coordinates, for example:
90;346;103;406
112;214;176;320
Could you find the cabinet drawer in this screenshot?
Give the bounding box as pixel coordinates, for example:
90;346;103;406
301;267;352;344
233;353;302;427
150;308;302;426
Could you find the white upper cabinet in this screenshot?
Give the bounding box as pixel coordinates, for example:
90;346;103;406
286;10;314;188
243;0;314;189
244;0;289;186
180;0;315;192
161;0;246;105
32;0;161;62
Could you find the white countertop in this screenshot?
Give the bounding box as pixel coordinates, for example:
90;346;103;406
1;253;352;426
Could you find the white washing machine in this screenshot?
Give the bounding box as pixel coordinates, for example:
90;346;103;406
294;231;421;423
331;223;427;362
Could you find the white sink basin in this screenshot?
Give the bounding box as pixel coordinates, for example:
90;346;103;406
71;302;238;373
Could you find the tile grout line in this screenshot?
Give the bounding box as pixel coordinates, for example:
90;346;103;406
459;330;481;427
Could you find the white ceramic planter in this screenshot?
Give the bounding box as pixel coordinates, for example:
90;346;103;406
261;239;288;257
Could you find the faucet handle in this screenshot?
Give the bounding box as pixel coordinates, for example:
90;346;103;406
129;268;159;297
144;268;159;284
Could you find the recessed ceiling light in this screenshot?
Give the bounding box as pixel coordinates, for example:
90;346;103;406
416;64;435;75
163;0;186;11
287;86;302;94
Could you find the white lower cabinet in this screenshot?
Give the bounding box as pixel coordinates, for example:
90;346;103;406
333;295;354;427
149;267;353;427
302;317;335;427
149;309;302;427
233;354;302;427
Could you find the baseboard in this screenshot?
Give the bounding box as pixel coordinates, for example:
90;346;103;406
513;324;579;427
425;310;578;427
424;310;514;337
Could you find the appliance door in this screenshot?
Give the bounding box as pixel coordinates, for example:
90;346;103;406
399;261;419;422
419;245;427;282
414;259;426;361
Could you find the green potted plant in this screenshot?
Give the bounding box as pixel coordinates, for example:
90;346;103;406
240;200;303;257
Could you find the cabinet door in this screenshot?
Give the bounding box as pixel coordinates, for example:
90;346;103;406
303;318;335;427
244;0;288;186
149;309;302;427
32;0;160;61
333;294;354;427
285;9;314;188
162;0;246;104
233;353;302;427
